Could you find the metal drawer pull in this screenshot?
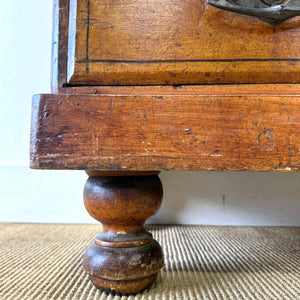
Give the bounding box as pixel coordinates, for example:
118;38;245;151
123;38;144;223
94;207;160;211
207;0;300;25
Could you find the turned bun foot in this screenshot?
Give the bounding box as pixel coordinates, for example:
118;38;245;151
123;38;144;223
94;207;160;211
83;173;164;294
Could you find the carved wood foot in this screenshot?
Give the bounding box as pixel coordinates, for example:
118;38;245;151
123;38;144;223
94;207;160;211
83;171;164;294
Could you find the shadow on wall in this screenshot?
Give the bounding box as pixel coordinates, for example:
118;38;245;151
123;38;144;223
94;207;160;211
1;166;299;226
149;171;300;226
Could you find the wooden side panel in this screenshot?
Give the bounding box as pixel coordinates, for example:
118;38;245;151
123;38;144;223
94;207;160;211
31;93;300;171
51;0;69;93
67;0;300;85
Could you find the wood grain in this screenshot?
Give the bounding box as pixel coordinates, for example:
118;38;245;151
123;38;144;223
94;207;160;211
30;92;300;171
36;0;300;295
83;175;163;294
64;84;300;96
67;0;300;86
51;0;69;93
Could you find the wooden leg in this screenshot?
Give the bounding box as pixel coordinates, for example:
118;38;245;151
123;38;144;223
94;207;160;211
83;171;164;294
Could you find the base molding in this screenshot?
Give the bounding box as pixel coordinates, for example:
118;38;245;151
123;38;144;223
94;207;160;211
31;92;300;172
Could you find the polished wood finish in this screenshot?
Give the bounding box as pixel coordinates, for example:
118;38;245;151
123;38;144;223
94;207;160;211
83;174;163;294
31;90;300;172
31;0;300;294
67;0;300;86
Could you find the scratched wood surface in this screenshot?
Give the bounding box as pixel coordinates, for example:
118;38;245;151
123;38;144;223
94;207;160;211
67;0;300;86
64;84;300;96
31;92;300;171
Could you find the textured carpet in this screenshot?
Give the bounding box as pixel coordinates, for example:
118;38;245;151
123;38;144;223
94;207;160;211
0;224;299;300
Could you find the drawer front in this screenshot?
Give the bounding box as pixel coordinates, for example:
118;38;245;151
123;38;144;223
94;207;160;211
67;0;300;85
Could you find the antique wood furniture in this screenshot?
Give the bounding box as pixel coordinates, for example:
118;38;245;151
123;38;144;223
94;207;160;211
30;0;300;294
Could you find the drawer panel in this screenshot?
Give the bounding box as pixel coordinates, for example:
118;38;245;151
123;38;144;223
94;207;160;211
67;0;300;85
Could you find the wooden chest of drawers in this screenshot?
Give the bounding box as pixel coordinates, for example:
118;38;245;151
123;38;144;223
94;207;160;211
30;0;300;294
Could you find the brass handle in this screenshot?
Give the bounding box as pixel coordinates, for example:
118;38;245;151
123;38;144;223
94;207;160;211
207;0;300;25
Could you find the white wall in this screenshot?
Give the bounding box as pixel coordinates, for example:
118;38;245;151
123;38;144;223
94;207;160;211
0;1;299;226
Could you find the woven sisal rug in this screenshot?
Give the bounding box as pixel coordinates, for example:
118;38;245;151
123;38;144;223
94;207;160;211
0;224;299;300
